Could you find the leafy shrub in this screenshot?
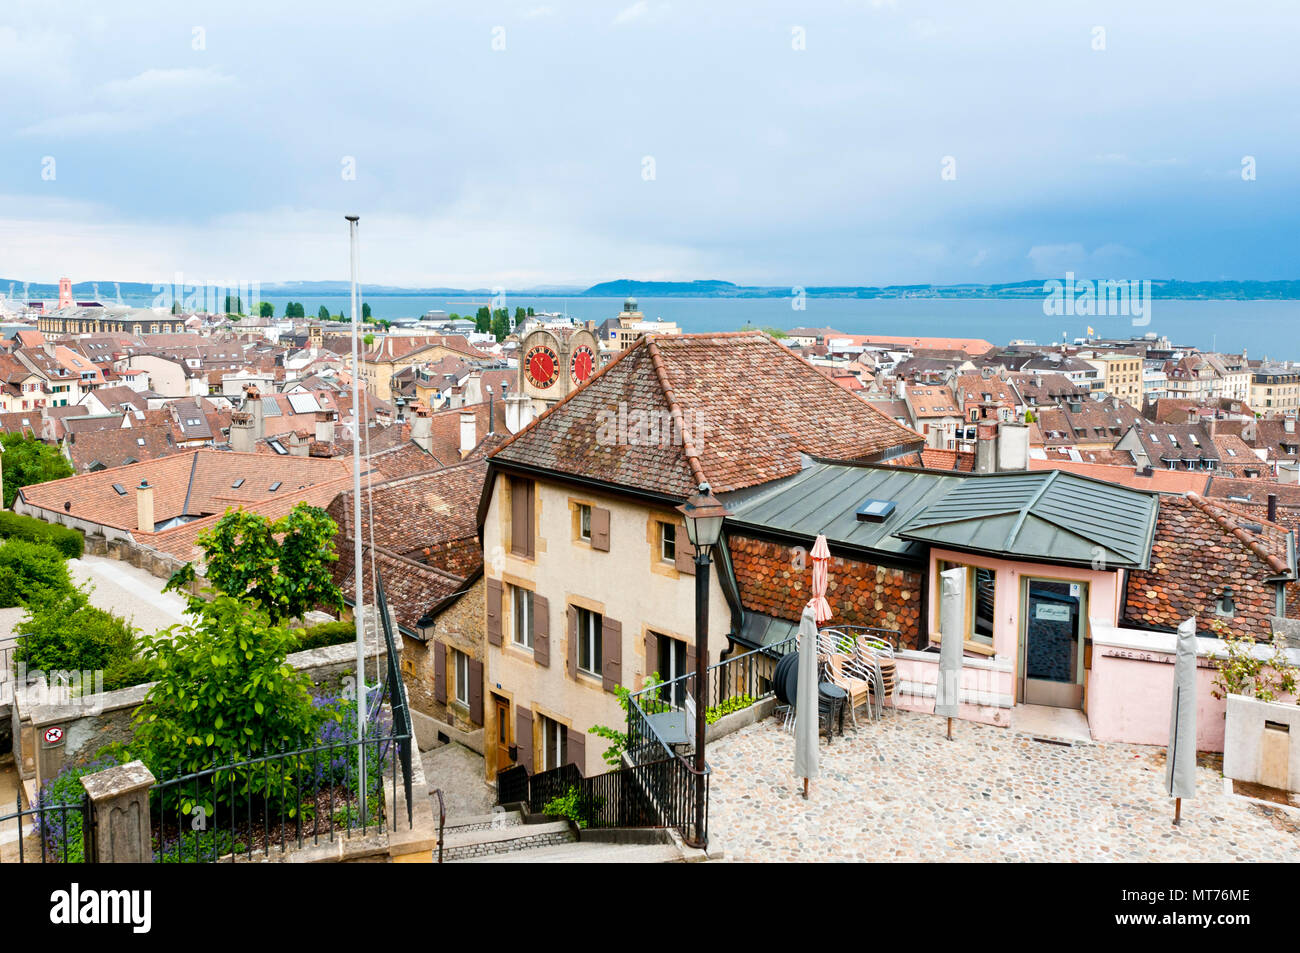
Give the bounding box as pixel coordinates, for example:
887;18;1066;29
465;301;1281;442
294;620;356;651
102;655;155;692
309;684;392;791
0;538;72;608
130;595;331;817
541;785;605;828
705;693;756;725
0;510;83;558
15;584;137;679
0;433;74;508
589;672;668;767
154;829;246;864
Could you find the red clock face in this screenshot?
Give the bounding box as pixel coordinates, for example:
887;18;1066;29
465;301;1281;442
525;345;559;389
570;345;594;385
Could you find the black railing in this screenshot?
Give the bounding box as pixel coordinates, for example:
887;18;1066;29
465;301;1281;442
0;790;93;864
496;764;529;805
374;569;414;825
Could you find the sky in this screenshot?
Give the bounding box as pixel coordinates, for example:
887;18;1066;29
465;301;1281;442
1;0;1297;289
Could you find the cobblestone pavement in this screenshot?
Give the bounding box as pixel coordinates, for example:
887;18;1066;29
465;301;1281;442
708;711;1300;862
421;743;496;819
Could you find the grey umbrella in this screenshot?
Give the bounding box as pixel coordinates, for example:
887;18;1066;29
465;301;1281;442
1166;616;1198;824
935;567;966;740
794;605;820;798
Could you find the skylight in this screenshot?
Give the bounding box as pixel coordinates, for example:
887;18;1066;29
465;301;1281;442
232;478;245;488
112;484;127;495
855;499;897;523
269;482;282;492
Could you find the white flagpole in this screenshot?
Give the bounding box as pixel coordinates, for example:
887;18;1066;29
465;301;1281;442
346;214;366;817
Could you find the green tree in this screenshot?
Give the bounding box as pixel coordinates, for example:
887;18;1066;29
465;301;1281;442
0;537;72;608
285;301;305;319
166;502;344;623
475;306;491;333
129;595;327;812
490;308;510;341
224;295;243;315
1;433;74;508
363;333;375;346
318;305;331;322
514;306;527;324
526;306;534;316
362;302;372;321
15;583;136;675
258;301;274;318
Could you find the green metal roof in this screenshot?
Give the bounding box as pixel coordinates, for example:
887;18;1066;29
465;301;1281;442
894;469;1159;569
724;461;964;562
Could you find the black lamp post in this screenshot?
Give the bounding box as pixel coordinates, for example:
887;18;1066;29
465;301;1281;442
676;481;730;849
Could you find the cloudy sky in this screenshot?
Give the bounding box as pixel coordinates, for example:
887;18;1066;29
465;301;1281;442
1;1;1296;288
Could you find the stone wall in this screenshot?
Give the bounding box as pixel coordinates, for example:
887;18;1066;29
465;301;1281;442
728;535;923;648
405;576;484;736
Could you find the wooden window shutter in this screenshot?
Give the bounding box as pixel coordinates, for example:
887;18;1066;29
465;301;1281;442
644;630;659;681
567;728;586;777
468;659;484;725
510;478;534;557
433;640;447;704
590;507;610;552
602;617;622;693
674;532;697;575
516;706;533;773
566;605;577;679
486;578;503;646
533;594;550;667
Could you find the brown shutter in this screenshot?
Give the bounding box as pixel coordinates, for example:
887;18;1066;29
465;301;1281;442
567;728;586;777
533;594;550;667
511;478;534;557
602;617;622;693
644;630;659;681
674;532;697;574
525;481;536;558
516;706;533;773
486;578;503;646
433;640;446;704
590;507;610;552
566;605;578;679
468;659;484;725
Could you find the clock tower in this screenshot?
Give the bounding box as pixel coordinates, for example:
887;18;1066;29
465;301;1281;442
518;324;601;409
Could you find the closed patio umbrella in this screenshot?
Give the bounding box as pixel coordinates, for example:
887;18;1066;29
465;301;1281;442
1166;616;1198;824
794;605;821;799
808;534;833;624
935;567;965;740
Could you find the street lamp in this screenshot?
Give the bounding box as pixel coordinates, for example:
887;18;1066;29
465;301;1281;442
675;481;730;849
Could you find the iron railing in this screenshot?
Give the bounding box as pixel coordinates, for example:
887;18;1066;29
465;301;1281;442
0;790;93;864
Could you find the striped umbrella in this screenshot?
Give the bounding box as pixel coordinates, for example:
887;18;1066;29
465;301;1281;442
808;534;832;625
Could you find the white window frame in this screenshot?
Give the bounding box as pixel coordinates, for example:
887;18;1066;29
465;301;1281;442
577;607;603;676
578;503;592;541
454;650;470;706
659;522;676;563
540;715;567;771
511;585;533;649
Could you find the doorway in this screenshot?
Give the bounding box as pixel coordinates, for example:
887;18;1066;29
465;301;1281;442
493;695;512;777
1019;578;1086;708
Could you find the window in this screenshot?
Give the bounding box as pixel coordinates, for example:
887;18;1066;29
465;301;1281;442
657;634;687;706
578;503;592;541
511;585;534;648
454;650;470;705
937;561;996;647
577;606;603;676
659;522;676;563
540;715;567;771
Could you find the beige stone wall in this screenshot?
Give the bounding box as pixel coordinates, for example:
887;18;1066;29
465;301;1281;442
482;472;732;779
404;576;484;735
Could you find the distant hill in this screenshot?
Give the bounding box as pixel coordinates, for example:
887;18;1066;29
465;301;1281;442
582;279;746;297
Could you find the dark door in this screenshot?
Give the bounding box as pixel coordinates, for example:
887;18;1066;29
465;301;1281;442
1020;579;1084;708
494;696;512;776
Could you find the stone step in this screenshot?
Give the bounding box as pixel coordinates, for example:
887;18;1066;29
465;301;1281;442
457;840;686;863
442;810;525;833
441;819;574;862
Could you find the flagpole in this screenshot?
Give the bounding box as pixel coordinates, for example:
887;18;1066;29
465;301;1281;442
346;214;366;818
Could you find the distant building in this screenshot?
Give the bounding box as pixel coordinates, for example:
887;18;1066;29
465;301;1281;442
594;298;680;353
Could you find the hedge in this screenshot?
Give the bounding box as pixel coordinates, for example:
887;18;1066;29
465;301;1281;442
294;620;357;651
0;511;84;558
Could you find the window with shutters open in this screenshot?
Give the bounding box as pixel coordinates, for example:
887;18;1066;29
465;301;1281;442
576;606;603;676
659;522;676;563
453;649;470;705
539;715;567;771
578;504;592;541
656;634;687;706
511;585;534;649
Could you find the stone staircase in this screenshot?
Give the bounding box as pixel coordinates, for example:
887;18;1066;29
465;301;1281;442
439;808;688;863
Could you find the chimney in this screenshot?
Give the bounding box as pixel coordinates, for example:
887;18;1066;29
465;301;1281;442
975;420;999;474
996;421;1030;472
315;410;336;445
1268;493;1278;523
244;385;265;440
459;411;477;458
504;392;535;434
136;479;155;534
288;432;310;456
229;410;255;452
411;403;433;452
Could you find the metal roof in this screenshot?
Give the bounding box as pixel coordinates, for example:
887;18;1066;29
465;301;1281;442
724;461;965;562
895;469;1159;569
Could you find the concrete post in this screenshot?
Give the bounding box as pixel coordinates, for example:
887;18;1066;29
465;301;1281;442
80;761;155;864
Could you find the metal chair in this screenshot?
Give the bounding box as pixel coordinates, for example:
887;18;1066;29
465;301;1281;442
816;633;872;727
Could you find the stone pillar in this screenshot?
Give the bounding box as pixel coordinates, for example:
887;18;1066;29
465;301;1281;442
80;761;156;864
